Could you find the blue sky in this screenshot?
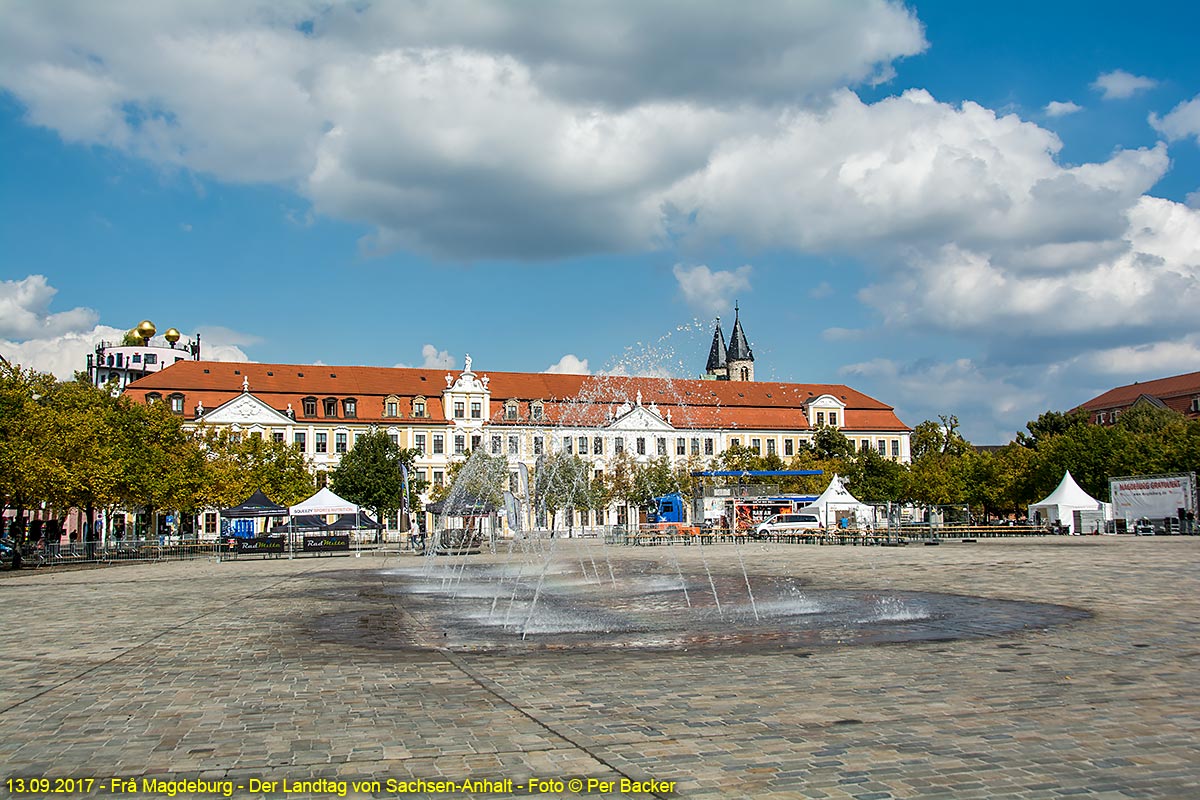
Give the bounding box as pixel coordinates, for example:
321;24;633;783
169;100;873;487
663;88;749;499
2;1;1199;442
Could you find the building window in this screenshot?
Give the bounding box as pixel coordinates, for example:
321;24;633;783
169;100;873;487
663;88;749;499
564;436;573;454
433;470;444;487
491;435;501;454
315;433;327;453
385;398;398;417
877;440;886;455
454;435;465;454
389;433;399;446
509;436;518;455
413;398;426;418
294;432;306;451
767;439;776;456
816;411;825;426
415;434;426;453
302;397;317;417
615;437;624;454
343;398;357;418
146;392;161;404
751;438;761;454
704;438;714;455
335;433;348;453
272;431;284;443
505;400;518;420
578;436;587;454
636;437;646;455
132;353;142;363
656;437;666;456
204;513;217;535
531;401;544;421
168;394;184;414
1191;397;1200;413
533;436;543;455
729;438;739;448
829;412;838;427
677;437;686;456
433;434;444;455
593;436;603;455
144;353;157;365
323;398;338;417
861;439;870;452
891;439;900;457
784;439;793;456
454;401;464;419
691;437;700;455
471;401;481;419
471;434;481;451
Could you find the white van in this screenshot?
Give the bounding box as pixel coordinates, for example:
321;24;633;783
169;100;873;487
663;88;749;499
754;513;822;538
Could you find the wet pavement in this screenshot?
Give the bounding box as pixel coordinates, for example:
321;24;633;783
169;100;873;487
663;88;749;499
1;537;1198;798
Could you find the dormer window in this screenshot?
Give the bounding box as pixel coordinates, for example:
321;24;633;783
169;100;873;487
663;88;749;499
302;396;317;417
1097;411;1107;424
145;392;161;405
1191;397;1200;413
505;400;518;420
413;397;426;418
168;393;184;414
828;412;837;427
342;398;357;418
323;397;338;417
384;396;399;417
816;411;825;426
531;401;544;421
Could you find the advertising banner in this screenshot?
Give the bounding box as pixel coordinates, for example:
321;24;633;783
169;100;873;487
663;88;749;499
235;537;285;554
1109;473;1196;522
302;535;351;553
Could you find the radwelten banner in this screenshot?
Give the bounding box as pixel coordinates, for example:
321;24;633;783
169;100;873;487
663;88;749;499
1109;473;1197;521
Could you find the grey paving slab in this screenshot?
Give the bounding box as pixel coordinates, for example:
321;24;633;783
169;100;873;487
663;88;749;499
1;537;1198;799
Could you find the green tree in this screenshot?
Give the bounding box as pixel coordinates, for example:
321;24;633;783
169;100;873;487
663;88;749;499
0;364;58;550
534;452;591;532
330;429;422;535
113;396;206;538
811;425;855;460
1016;409;1089;449
200;427;316;509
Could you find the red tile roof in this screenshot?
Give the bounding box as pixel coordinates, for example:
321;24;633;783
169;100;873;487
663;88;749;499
1078;371;1200;416
125;360;910;432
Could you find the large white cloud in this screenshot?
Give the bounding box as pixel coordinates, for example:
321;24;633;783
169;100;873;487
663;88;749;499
673;264;753;316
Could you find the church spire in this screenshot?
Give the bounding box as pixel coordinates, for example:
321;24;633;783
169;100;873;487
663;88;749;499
705;316;728;376
726;302;754;382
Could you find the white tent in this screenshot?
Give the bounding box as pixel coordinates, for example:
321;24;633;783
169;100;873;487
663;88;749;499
1028;471;1111;533
289;487;360;516
800;475;877;529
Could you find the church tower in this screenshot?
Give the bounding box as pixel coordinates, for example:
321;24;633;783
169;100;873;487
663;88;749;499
705;316;728;380
726;303;754;382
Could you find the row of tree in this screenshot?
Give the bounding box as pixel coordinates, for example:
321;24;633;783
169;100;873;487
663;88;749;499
5;362;1197;541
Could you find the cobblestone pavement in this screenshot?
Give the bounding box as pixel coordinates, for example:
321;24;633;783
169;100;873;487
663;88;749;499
1;537;1198;799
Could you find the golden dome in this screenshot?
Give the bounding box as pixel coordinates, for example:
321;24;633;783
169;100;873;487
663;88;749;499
136;320;157;340
164;328;181;344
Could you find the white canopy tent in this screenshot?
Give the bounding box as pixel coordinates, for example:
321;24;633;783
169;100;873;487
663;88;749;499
1028;471;1111;533
288;487;360;517
800;475;877;529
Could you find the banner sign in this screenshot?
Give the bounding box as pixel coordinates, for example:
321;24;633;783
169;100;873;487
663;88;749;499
1110;472;1196;522
302;535;351;552
235;537;285;554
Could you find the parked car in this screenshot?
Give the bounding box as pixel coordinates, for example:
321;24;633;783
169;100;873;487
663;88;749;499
754;513;822;538
0;536;17;570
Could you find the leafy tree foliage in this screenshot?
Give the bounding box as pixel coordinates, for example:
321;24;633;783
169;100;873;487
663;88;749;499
330;429;422;527
200;427;315;508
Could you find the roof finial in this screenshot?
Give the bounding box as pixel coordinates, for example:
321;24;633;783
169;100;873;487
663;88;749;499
242;375;249;393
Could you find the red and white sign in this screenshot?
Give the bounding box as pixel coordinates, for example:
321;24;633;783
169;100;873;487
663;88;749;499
1109;473;1196;522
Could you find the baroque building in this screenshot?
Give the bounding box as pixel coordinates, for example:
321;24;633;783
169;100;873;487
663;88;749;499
123;347;912;535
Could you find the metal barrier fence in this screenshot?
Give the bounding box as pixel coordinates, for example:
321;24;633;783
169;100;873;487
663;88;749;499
607;524;1057;547
16;541;221;569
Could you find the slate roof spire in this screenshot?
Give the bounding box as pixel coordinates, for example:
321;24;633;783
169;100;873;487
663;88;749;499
727;302;753;362
705;316;728;374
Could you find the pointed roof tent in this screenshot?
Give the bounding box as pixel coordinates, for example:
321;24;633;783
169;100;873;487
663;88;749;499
706;317;728;373
221;490;287;518
800;474;876;526
727;303;753;362
1028;471;1109;532
289;487;360;516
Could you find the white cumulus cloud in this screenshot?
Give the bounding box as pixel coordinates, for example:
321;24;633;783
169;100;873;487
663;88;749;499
1150;94;1200;144
1044;100;1082;117
543;354;591;374
1092;69;1157;100
673;264;753;316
